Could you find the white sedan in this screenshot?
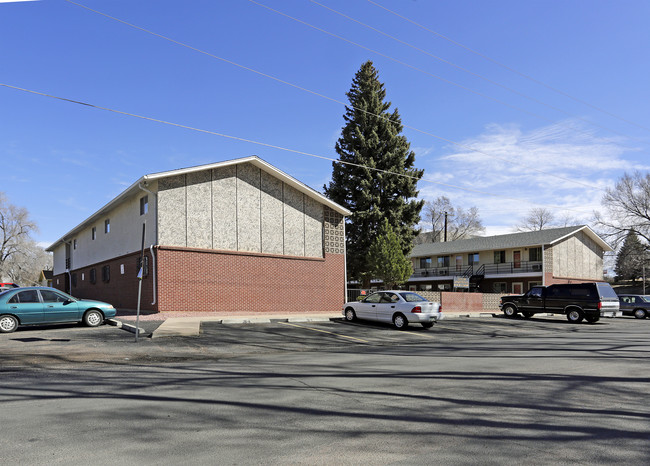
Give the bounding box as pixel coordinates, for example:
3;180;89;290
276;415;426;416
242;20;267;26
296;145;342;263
343;291;443;329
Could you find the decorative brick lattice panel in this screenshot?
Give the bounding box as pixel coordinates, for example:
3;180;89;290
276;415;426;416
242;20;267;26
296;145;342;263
417;291;442;303
324;207;345;255
482;293;502;310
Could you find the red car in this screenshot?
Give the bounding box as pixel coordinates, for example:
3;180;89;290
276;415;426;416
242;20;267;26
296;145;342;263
0;283;19;292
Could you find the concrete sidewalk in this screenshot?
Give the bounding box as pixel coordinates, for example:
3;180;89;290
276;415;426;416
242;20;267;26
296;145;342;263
112;311;498;338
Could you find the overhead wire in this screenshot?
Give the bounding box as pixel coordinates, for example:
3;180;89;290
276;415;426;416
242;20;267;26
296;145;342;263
0;82;594;216
63;0;606;193
309;0;639;142
366;0;650;134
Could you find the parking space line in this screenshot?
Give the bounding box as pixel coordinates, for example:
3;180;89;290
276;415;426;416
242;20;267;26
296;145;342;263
279;322;370;343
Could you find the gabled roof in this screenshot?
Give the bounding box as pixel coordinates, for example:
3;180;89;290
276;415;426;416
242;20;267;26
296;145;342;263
410;225;613;258
47;156;351;251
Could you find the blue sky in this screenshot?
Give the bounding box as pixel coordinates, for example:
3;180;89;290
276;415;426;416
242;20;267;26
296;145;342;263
2;0;650;246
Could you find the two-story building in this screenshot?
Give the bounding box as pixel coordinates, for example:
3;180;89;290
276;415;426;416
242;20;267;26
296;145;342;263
47;156;350;313
408;226;612;294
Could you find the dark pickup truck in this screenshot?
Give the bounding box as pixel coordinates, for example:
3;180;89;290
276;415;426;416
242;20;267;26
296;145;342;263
500;282;621;323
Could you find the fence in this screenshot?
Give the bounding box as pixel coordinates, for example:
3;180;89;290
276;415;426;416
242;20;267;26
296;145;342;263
347;288;502;313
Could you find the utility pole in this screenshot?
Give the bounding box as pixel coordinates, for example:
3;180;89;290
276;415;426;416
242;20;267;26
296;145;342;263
444;211;448;243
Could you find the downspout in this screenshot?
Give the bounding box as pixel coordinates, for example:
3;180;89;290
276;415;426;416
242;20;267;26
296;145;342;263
64;239;72;294
138;182;158;305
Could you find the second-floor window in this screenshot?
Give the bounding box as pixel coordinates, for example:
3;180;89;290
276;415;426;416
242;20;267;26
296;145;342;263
494;250;506;264
529;247;542;262
91;227;97;240
104;219;110;234
437;256;450;267
468;253;479;265
419;257;431;269
140;195;149;215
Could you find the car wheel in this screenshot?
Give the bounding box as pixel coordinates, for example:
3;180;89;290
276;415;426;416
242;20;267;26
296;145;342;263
522;311;534;319
566;309;584;323
0;315;18;333
83;310;104;327
503;305;517;318
421;322;434;329
393;313;408;330
634;309;647;319
344;308;356;321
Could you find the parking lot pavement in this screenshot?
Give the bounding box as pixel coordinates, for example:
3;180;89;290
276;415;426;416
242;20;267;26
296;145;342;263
2;316;650;464
1;314;648;367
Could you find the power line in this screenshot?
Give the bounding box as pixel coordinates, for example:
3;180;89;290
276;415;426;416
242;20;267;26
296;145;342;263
0;82;593;215
250;0;594;135
62;0;606;193
309;0;639;142
366;0;650;134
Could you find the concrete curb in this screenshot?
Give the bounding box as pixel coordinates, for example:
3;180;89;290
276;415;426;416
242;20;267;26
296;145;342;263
107;318;147;337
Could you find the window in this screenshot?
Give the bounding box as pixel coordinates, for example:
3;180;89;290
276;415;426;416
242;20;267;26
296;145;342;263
364;293;383;303
73;239;77;250
89;268;96;284
529;247;542;262
419;257;432;269
104;219;110;234
140;195;149;215
8;290;40;304
493;282;507;293
494;250;506;264
102;265;110;283
136;255;149;277
468;253;479;265
40;289;69;303
437;256;450;267
91;227;97;240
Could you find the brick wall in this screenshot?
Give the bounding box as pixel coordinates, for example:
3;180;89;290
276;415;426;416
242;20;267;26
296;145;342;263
156;246;346;313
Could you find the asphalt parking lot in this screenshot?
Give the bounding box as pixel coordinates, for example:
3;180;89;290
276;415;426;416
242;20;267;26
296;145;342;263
2;316;649;464
2;313;649;365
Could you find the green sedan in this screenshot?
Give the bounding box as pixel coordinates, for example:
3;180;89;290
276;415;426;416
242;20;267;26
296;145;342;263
0;287;116;333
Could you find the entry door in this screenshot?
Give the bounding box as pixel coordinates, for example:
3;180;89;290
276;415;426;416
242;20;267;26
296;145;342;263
456;255;463;272
513;251;521;268
512;282;523;294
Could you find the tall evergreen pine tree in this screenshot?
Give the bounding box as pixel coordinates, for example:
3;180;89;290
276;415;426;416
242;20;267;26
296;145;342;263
615;231;646;280
324;61;424;285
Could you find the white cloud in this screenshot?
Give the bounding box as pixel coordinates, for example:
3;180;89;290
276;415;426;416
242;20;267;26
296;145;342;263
416;120;644;232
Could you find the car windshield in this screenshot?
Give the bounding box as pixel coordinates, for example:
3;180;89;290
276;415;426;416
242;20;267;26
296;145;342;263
399;292;426;303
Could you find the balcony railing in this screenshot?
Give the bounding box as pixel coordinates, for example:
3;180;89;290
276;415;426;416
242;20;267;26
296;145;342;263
413;261;542;278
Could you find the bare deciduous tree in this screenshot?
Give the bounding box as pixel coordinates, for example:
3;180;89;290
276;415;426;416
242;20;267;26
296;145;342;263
515;208;556;231
0;192;40;282
595;171;650;247
421;196;484;242
3;238;52;285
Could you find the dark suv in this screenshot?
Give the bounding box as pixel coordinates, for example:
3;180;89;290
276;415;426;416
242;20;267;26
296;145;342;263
500;282;621;323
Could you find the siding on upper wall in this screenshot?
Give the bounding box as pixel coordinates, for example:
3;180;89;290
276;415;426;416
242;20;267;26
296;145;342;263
52;189;157;275
158;174;186;246
551;231;603;280
186;171;212;249
157;162;326;258
212;165;237;251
